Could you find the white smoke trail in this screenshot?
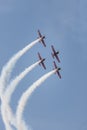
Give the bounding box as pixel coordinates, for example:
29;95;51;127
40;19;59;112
1;100;29;130
16;69;57;130
1;95;13;130
1;60;41;129
5;60;41;103
19;121;29;130
0;38;41;97
0;38;41;130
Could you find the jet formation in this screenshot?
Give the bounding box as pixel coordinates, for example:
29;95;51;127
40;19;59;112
37;30;61;79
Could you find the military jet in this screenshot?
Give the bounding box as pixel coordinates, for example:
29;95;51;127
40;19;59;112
38;30;46;47
51;45;60;62
53;61;61;79
38;52;46;69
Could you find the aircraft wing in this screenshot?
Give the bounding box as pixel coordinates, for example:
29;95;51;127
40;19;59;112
53;61;57;68
55;54;60;62
41;62;46;69
38;30;42;37
51;45;55;53
56;70;61;79
41;39;46;47
38;52;42;60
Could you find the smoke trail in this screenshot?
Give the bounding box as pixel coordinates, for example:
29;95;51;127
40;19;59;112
19;121;28;130
1;102;29;130
16;69;57;130
0;38;41;130
5;60;41;103
1;60;41;129
0;38;41;96
1;95;16;128
1;101;29;130
1;96;13;130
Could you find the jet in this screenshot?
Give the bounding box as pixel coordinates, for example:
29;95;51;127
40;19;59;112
51;45;60;62
38;30;46;47
38;52;46;69
53;61;61;79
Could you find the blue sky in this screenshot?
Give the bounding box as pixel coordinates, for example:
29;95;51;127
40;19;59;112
0;0;87;130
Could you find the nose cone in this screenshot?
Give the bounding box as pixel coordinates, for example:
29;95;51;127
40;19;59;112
43;36;45;39
58;68;61;70
57;51;59;54
41;58;45;62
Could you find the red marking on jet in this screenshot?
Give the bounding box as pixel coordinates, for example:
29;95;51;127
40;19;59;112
51;45;60;62
38;52;46;69
38;30;46;47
